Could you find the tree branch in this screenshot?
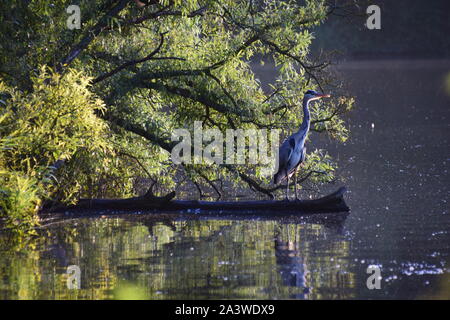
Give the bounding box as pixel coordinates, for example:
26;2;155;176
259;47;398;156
55;0;132;74
123;5;208;26
261;39;328;91
138;81;252;118
92;33;185;83
96;110;175;152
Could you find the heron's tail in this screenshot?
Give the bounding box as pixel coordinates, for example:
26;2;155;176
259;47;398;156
273;171;286;185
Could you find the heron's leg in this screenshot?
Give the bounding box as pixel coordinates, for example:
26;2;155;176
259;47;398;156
294;168;298;200
285;175;290;201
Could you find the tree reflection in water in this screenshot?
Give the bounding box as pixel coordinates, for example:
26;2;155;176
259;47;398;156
0;212;354;299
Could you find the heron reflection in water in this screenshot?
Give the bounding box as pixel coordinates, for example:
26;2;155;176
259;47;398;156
275;233;311;299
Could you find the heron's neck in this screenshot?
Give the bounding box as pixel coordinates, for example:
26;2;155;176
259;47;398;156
298;97;311;133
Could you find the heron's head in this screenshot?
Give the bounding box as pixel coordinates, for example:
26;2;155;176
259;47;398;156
304;90;331;101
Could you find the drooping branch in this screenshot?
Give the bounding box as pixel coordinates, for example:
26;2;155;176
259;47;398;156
117;151;153;178
310;110;341;133
310;98;352;132
96;28;265;107
55;2;209;77
96;110;175;152
138;81;252;118
195;168;223;200
226;166;275;199
204;71;240;112
325;0;370;20
223;165;328;199
123;5;208;26
261;39;328;91
92;33;185;84
55;0;132;74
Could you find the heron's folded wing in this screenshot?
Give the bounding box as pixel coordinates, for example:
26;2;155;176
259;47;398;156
278;137;294;168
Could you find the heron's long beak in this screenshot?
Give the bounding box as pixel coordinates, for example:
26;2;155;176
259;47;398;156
317;94;331;98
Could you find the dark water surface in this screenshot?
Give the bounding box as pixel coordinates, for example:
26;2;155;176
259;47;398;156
0;60;449;299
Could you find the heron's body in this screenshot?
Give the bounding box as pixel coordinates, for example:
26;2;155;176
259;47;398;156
273;90;329;200
274;128;308;185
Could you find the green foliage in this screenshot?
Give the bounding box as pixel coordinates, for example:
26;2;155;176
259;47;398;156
0;0;356;233
0;67;110;231
0;171;40;237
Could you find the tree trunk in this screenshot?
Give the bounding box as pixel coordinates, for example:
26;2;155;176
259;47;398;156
46;187;349;216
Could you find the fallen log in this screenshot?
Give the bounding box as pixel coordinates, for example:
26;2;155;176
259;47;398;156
47;186;350;215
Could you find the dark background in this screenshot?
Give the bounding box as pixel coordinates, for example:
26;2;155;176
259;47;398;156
311;0;450;59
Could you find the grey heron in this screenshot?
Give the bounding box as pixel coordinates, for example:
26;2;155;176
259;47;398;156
273;90;330;200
